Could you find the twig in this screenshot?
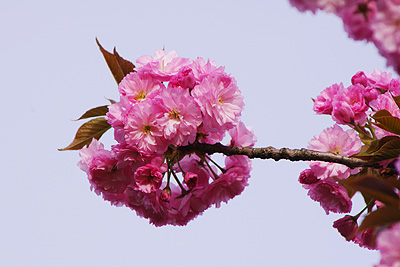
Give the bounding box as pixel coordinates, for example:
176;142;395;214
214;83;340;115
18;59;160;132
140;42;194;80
179;142;377;169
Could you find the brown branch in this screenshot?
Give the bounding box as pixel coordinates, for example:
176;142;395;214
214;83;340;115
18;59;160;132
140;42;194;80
179;142;377;169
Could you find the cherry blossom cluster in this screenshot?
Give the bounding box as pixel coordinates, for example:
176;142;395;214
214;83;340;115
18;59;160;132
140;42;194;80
78;49;256;226
289;0;400;74
299;69;400;252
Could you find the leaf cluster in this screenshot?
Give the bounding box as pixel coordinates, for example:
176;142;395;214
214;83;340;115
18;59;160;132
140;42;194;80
59;39;135;151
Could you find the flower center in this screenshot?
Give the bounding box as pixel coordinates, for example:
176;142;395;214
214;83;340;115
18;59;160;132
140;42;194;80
135;90;147;101
218;95;224;105
142;124;152;134
330;146;341;155
169;109;180;120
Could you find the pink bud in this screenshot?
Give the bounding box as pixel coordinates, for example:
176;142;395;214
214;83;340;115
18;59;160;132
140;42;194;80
351;71;368;87
298;169;319;184
169;66;196;89
134;164;163;193
333;215;358;241
160;187;171;202
184;172;198;190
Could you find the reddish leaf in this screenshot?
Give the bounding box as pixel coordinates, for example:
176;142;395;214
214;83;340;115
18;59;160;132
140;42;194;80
113;47;135;76
96;38;125;84
369;137;400;163
351;137;398;162
340;174;358;199
372;110;400;136
392;94;400;111
359;206;400;231
58;117;111;151
75;105;109;120
386;177;400;190
346;175;400;207
368;136;399;154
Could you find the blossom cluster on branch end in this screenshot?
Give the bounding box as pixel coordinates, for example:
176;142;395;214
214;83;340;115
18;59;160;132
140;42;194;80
67;44;257;226
300;69;400;265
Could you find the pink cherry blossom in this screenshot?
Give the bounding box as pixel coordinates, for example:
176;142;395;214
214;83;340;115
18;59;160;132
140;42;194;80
202;155;251;208
298;169;320;184
332;84;369;125
190;57;226;83
154;86;202;146
333;215;358;241
389;78;400;96
197;126;226;144
340;1;376;41
134;164;164;193
308;124;362;179
160;187;171;202
370;92;400;116
184;172;198;190
106;96;132;143
366;69;393;91
118;72;164;103
124;187;170;226
124;99;167;153
169;66;196;89
228;121;257;147
375;222;400;266
305;178;352;214
289;0;351;14
136;49;191;81
170;188;209;226
78;139;132;205
110;143;145;170
371;0;400;55
313;83;343;115
192;73;244;133
355;227;377;250
352;71;368;87
333;215;378;249
177;154;211;188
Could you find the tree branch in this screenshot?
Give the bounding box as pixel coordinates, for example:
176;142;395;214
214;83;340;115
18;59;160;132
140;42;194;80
179;142;377;169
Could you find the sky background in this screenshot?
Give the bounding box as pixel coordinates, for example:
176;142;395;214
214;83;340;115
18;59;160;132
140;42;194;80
0;1;390;266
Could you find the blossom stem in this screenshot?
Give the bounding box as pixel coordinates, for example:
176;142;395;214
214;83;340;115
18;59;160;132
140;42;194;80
205;155;226;174
167;158;187;194
352;122;373;140
203;157;220;180
354;199;375;220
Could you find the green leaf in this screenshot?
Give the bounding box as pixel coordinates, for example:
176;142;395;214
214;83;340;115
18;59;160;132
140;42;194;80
58;117;111;151
346;175;400;207
75;105;109;120
96;38;135;84
358;206;400;231
372;109;400;135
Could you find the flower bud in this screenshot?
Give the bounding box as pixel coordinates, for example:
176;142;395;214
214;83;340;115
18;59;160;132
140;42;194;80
184;172;198;190
333;215;358;241
169;66;196;89
160;187;171;202
298;169;319;184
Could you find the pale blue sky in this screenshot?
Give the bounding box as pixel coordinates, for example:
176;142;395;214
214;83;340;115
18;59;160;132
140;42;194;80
0;1;387;266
